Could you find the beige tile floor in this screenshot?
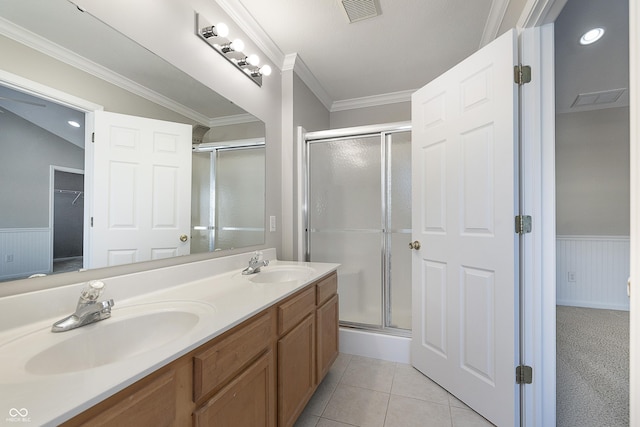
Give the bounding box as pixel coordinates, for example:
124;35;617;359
294;353;495;427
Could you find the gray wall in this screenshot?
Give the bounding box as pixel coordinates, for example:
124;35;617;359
0;110;83;228
293;73;330;132
556;107;630;235
330;101;410;129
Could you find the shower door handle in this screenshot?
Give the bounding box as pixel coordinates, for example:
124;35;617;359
409;241;421;250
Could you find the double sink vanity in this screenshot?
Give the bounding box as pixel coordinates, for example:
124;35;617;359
0;249;339;426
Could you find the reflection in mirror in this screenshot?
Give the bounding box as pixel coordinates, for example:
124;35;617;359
192;140;265;253
0;0;266;283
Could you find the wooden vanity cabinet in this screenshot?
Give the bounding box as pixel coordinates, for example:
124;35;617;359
193;308;277;427
277;287;317;427
61;271;338;427
60;356;194;427
277;272;339;427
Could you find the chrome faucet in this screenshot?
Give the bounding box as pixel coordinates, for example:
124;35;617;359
242;251;269;275
52;280;114;332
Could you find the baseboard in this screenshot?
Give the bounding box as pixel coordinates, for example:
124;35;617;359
339;327;411;364
557;300;630;311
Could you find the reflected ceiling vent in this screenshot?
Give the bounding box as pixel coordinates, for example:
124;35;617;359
340;0;380;23
571;88;626;107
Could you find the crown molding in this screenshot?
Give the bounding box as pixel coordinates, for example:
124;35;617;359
215;0;286;69
0;16;211;125
331;89;414;112
209;113;260;127
517;0;566;28
480;0;510;48
214;2;335;110
282;53;298;72
285;53;333;110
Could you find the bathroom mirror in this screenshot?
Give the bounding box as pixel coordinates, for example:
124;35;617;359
0;0;266;282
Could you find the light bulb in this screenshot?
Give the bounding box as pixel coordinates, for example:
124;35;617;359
201;22;229;39
260;65;272;76
247;54;260;66
230;38;244;52
216;22;229;38
579;27;605;45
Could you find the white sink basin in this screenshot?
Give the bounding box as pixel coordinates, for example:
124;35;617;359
249;265;315;284
0;301;216;379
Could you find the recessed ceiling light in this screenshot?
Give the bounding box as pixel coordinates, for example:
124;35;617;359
68;120;80;128
579;27;605;45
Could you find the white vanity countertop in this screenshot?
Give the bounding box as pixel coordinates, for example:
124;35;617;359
0;250;338;426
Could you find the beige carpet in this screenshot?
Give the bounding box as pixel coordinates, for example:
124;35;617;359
557;305;629;426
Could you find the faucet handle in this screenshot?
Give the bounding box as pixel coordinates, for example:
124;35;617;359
79;280;105;302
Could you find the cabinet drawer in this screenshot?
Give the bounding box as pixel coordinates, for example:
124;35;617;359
71;370;177;427
316;272;338;305
194;351;275;427
194;310;273;401
278;286;315;336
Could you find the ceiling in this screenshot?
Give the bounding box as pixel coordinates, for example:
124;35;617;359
0;0;629;144
554;0;629;113
224;0;502;108
233;0;496;103
222;0;627;112
0;85;85;148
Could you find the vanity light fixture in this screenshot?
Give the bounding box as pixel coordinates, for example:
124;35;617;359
221;39;245;54
237;54;260;68
579;27;605;45
195;12;270;86
200;22;229;39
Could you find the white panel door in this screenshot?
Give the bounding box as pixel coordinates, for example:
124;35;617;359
87;111;191;268
411;30;518;426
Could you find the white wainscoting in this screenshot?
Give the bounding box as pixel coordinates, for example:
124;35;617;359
556;235;630;311
0;228;51;280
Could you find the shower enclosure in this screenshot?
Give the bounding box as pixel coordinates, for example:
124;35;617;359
191;142;265;253
304;123;411;335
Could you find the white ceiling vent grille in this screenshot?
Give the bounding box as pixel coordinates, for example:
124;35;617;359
341;0;380;23
571;88;626;107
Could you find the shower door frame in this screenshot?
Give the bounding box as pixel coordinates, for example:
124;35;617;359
303;122;411;336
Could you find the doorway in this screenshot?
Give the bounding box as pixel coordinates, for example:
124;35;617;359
0;79;87;280
553;0;630;424
52;168;84;273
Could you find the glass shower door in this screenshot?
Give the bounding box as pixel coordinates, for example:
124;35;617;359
307;128;412;333
387;131;412;330
308;135;383;327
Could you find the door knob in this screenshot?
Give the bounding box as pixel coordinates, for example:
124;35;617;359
409;240;421;250
180;234;188;242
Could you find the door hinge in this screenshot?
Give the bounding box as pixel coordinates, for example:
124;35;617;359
516;365;533;384
91;217;94;227
515;215;532;234
514;65;532;85
91;132;95;143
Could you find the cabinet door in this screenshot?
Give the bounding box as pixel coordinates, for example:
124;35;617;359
278;314;315;427
193;351;275;427
317;294;339;381
64;370;178;427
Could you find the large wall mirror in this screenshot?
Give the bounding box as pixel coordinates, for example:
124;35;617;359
0;0;266;283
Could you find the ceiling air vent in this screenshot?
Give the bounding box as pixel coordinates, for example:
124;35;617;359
571;88;626;107
340;0;380;23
